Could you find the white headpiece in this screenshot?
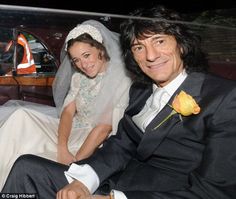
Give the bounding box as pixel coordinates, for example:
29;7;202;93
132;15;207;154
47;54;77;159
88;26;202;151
65;24;103;50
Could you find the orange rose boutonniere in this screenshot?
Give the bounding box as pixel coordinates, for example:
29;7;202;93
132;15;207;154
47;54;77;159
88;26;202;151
153;91;200;130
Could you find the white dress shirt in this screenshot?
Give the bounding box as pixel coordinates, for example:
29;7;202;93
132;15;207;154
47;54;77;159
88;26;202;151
64;70;188;199
132;86;169;131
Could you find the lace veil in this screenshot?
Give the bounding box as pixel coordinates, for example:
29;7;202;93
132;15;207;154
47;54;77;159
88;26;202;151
52;20;131;125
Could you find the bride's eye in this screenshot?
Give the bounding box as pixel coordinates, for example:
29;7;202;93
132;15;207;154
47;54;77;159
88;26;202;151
71;58;80;64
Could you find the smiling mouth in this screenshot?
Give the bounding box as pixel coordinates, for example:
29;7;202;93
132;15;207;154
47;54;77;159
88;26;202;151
148;61;167;69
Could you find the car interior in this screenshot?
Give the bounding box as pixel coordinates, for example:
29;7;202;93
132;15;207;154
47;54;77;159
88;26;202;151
0;4;235;107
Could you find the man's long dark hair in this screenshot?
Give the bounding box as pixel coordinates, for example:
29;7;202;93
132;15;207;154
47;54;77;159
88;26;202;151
120;5;208;83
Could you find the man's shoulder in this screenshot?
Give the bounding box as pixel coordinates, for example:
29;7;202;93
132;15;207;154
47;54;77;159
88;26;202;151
205;72;236;88
198;72;236;98
191;71;236;87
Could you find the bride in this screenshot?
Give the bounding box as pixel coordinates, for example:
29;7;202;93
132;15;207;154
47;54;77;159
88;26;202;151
0;20;132;190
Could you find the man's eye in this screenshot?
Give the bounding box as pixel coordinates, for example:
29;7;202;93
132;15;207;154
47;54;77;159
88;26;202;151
132;46;143;52
84;53;90;58
155;39;164;45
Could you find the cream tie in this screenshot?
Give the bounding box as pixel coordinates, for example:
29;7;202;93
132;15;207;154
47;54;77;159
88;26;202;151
151;88;166;110
132;88;168;131
143;88;167;128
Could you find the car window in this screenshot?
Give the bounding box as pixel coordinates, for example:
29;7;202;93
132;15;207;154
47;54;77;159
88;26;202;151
0;27;13;75
27;33;57;76
0;28;57;76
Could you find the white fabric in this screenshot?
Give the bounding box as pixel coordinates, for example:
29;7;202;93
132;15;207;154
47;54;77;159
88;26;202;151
0;101;58;189
0;70;130;189
133;70;188;132
112;190;128;199
64;163;127;199
65;24;103;50
132;87;169;131
151;87;167;109
65;163;99;194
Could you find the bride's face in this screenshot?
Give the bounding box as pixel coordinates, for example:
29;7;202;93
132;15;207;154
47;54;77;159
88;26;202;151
68;42;107;78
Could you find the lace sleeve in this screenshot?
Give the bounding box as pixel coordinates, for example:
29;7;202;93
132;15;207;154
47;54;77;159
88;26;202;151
60;73;81;115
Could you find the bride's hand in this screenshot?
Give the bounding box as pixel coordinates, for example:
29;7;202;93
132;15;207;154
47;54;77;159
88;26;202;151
57;147;76;165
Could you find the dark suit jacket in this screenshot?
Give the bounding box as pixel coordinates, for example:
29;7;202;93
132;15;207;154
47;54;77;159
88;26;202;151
79;72;236;199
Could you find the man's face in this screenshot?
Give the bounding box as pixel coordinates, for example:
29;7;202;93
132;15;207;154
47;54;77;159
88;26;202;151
131;34;184;87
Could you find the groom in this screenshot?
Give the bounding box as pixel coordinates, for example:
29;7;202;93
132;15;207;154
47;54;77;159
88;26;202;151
2;5;236;199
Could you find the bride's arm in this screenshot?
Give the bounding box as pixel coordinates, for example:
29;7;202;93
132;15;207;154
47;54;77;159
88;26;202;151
57;101;76;164
75;124;112;161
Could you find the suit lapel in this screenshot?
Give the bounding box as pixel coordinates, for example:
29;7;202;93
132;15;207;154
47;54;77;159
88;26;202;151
125;83;153;116
136;72;205;160
122;114;144;142
121;83;153;143
178;72;204;100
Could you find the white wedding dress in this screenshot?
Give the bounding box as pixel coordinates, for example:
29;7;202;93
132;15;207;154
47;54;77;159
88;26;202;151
0;72;131;190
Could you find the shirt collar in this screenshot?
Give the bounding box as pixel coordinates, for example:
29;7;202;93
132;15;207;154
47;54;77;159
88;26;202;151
153;70;188;96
